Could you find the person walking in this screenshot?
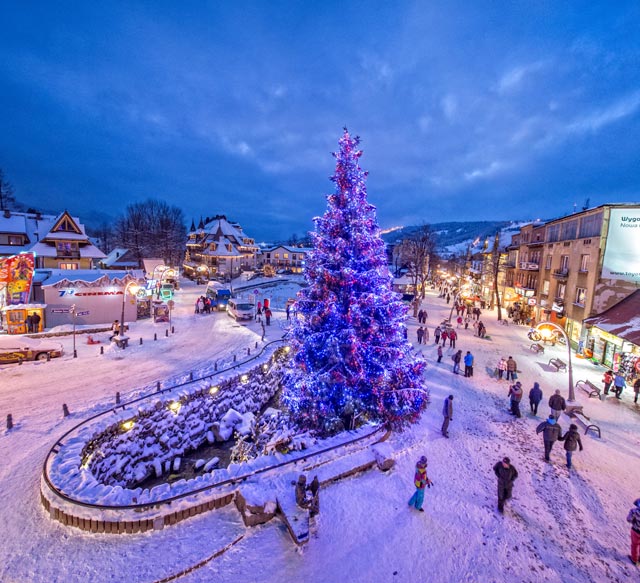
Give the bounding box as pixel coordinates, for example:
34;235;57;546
32;312;41;332
286;303;291;321
434;326;441;345
602;370;614;395
508;382;523;418
633;378;640;404
536;415;563;462
437;345;443;363
464;351;474;377
627;498;640;565
449;329;457;348
408;456;432;512
423;326;430;343
464;314;471;329
452;349;462;374
493;457;518;513
613;373;626;399
441;395;453;437
417;326;424;345
496;357;507;380
506;356;517;381
441;329;449;347
265;307;272;326
548;389;566;420
529;382;543;415
559;423;583;469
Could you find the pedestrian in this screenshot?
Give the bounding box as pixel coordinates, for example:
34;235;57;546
422;308;428;321
602;370;613;395
493;457;518;513
417;326;424;345
418;309;424;323
559;423;583;469
109;320;120;341
295;475;310;508
452;349;462;374
32;312;41;332
456;315;463;328
634;378;640;404
437;344;443;363
265;307;272;325
627;498;640;565
449;329;457;348
464;315;471;329
434;326;442;345
506;356;517;381
529;382;543;415
408;456;432;512
441;329;449;347
441;395;453;437
496;357;507;380
286;304;291;321
536;415;563;462
423;326;430;343
508;382;523;418
463;351;474;377
613;373;626;399
446;293;450;304
197;297;204;314
548;389;566;420
26;313;34;333
478;322;486;338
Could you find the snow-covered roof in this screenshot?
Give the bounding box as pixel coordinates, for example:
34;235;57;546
29;241;106;259
38;269;142;287
584;290;640;346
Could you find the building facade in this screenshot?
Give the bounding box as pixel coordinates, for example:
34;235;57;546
258;246;311;273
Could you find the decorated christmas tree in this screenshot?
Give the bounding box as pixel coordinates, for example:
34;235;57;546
283;129;428;434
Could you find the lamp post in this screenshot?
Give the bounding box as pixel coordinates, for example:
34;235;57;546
535;321;575;402
120;280;140;338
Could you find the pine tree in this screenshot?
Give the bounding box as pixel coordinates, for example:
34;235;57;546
283;130;428;434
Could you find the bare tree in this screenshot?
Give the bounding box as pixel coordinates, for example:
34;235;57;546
396;224;437;316
0;169;18;211
488;232;505;320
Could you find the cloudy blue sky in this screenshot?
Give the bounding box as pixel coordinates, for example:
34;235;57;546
1;1;639;241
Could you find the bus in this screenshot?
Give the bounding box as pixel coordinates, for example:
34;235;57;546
227;299;254;321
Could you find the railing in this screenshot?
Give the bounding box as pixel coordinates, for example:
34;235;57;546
519;262;539;270
552;269;569;279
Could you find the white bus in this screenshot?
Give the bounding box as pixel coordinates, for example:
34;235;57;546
227;298;254;321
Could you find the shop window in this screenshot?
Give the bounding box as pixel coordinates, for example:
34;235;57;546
575;288;586;306
58;263;79;269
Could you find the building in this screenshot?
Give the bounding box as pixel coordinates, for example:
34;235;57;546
99;248;140;270
504;204;640;368
183;216;259;280
258;245;311;274
0;209;105;269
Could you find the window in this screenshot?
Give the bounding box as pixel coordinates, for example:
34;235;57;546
274;253;280;259
56;241;78;256
58;263;78;270
575;288;586;306
545;255;552;270
283;253;289;259
542;280;550;295
580;255;589;272
560;219;578;240
8;235;22;245
560;255;569;272
557;283;566;299
546;224;560;242
578;212;602;238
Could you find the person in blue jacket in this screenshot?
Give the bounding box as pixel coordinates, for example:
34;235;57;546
464;351;474;377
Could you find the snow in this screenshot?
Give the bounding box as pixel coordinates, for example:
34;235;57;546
1;281;639;582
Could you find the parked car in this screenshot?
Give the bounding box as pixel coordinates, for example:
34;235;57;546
0;336;64;364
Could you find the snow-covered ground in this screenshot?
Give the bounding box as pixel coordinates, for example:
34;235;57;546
1;280;638;583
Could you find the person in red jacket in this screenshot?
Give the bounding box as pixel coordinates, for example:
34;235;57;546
408;456;432;511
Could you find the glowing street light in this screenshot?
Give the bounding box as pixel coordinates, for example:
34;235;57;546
120;280;140;338
535;321;575;402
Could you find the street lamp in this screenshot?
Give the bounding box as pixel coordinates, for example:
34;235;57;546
120;280;140;338
535;321;575;402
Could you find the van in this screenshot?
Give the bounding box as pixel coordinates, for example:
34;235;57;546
227;299;254;321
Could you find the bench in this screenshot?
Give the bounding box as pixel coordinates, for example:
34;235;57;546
549;358;567;372
530;343;545;354
567;409;601;438
576;379;601;399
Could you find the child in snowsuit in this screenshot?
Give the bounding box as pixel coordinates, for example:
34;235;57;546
408;456;432;511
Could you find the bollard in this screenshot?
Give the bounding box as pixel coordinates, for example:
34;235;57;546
47;352;51;362
255;341;258;349
6;414;13;430
166;329;169;337
156;381;161;392
140;338;143;345
62;404;70;417
100;346;104;355
171;326;175;334
154;333;157;341
190;372;193;381
233;354;237;362
214;362;218;371
116;392;121;405
73;349;77;358
247;348;250;356
18;357;23;366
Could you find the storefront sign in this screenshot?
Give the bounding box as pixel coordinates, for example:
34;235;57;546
602;208;640;282
0;253;35;305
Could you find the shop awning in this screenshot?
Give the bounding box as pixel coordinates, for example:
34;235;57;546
584;290;640;346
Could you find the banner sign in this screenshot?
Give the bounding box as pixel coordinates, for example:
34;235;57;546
602;208;640;282
0;253;35;305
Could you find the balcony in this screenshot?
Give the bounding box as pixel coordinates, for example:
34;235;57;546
519;262;540;271
503;261;516;269
552;269;569;280
56;251;81;259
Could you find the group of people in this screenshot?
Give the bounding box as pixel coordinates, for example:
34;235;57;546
295;474;320;518
433;325;457;348
602;369;640;402
255;302;273;325
496;356;518;381
25;311;42;333
194;296;213;314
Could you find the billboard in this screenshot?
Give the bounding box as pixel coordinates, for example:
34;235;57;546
0;253;35;305
602;208;640;283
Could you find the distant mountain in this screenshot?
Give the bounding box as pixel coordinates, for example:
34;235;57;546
381;220;533;256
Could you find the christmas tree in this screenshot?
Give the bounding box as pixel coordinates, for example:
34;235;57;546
283;129;428;434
